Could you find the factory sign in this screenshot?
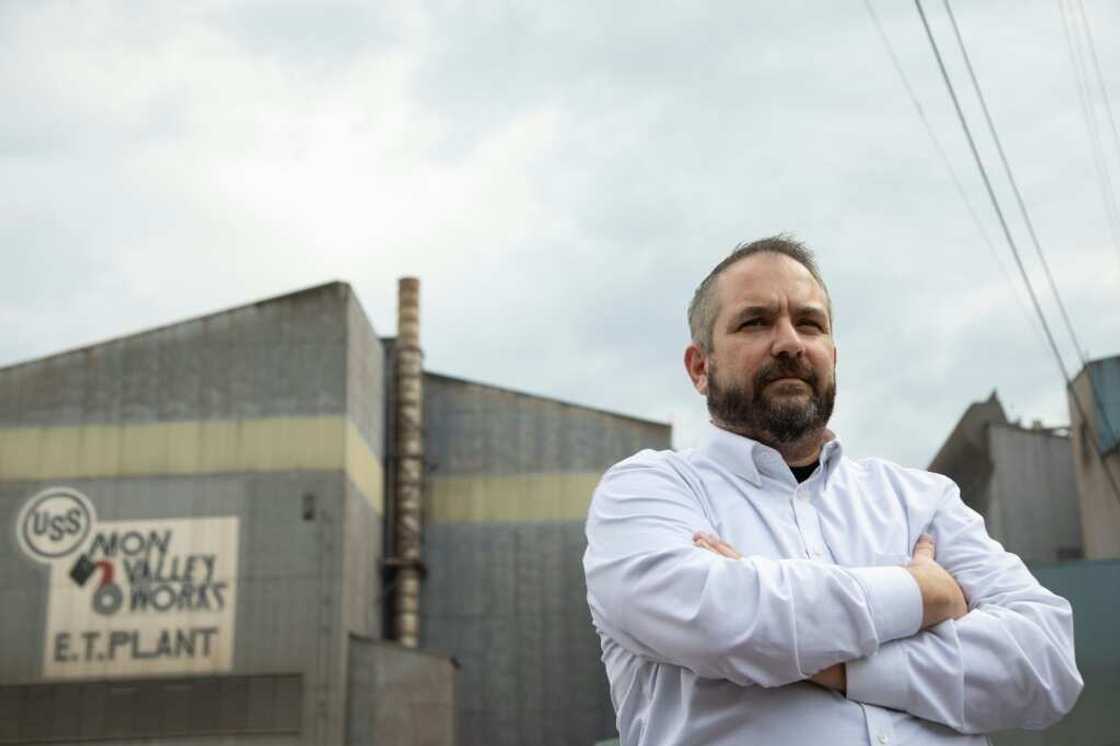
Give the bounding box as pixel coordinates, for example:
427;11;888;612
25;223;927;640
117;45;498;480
15;487;238;679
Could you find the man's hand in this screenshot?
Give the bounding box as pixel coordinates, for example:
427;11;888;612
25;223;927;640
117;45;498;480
809;663;846;692
906;534;968;629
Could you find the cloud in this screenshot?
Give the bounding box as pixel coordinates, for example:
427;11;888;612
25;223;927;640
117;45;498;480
1;0;1118;471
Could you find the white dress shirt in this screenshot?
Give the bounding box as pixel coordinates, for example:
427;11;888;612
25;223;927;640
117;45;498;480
583;423;1082;746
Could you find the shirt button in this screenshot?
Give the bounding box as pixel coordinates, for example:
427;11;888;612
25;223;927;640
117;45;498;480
877;735;889;744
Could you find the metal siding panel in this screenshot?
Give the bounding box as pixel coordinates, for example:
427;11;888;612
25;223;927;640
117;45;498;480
988;427;1081;562
514;608;545;746
199;314;234;421
345;293;385;456
422;374;670;479
994;560;1120;745
121;334;160;422
220;674;250;732
346;639;456;746
158;321;197;422
275;675;302;732
104;683;137;738
161;681;194;735
1031;560;1120;670
0;687;18;742
246;674;276;731
0;469;340;731
1090;358;1120;452
188;678;221;734
133;680;162;736
0;366;16;424
0;283;353;430
78;681;107;740
51;683;83;741
424;522;617;746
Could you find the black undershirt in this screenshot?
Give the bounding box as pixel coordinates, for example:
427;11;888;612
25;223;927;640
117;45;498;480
789;460;820;484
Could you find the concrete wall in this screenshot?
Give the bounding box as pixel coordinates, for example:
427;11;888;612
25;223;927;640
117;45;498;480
418;373;670;746
0;283;385;746
1069;357;1120;559
985;425;1082;563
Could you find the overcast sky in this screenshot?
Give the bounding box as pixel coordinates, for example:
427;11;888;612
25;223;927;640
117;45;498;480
3;0;1119;469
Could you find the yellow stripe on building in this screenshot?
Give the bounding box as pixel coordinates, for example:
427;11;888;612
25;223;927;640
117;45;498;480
0;417;382;513
425;472;604;523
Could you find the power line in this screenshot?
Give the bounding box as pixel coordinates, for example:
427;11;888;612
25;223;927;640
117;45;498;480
860;0;1049;355
1072;0;1120;193
913;0;1120;505
1047;0;1120;449
1057;0;1120;262
940;0;1089;364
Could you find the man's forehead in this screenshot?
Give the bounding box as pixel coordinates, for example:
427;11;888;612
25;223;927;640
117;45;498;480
715;253;829;312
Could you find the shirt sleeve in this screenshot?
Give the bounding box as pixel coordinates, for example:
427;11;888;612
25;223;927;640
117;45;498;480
583;452;922;688
845;482;1083;733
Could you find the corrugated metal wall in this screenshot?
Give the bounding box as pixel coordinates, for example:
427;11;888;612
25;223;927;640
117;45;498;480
1088;358;1120;453
418;373;671;746
1070;357;1120;559
985;425;1082;562
0;283;386;745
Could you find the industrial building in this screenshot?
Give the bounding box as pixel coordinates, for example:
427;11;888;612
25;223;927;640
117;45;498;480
0;281;671;745
928;356;1120;566
928;391;1083;563
1068;354;1120;560
929;376;1120;746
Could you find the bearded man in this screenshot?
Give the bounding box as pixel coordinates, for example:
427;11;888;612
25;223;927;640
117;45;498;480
583;236;1082;745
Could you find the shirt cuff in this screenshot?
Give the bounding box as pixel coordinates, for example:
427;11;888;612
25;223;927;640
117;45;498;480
846;640;910;711
846;566;923;644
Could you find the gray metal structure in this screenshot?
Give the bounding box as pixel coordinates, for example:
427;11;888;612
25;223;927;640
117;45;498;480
0;281;673;745
347;636;457;746
928;392;1083;562
417;372;671;746
1069;355;1120;559
0;283;455;745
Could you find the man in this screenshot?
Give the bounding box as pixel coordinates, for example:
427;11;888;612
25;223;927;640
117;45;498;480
583;236;1082;745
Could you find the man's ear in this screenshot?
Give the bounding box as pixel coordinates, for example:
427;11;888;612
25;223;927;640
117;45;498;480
684;343;709;395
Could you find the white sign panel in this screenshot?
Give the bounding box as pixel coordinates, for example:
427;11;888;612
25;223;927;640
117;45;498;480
15;488;238;679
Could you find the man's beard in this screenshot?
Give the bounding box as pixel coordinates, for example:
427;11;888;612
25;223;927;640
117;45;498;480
707;357;836;446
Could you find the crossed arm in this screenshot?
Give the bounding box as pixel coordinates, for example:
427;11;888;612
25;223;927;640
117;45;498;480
583;458;1083;734
692;530;961;693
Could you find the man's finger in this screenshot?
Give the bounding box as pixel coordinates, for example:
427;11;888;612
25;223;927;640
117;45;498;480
694;536;717;553
912;533;935;562
693;532;742;560
713;538;743;560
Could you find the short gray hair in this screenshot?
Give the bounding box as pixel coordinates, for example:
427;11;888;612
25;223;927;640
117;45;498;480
687;234;832;352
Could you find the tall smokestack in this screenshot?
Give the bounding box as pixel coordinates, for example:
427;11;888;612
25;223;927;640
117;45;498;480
393;277;424;648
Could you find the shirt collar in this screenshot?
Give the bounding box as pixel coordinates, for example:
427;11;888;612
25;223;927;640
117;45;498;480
698;421;845;487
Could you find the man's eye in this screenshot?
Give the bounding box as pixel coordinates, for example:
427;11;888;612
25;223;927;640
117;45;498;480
798;321;824;331
740;319;764;329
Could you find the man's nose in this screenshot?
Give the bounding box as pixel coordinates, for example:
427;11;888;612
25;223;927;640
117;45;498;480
771;317;804;357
